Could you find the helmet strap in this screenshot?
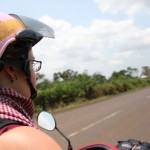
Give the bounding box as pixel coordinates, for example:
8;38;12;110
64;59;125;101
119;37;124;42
0;64;3;72
28;78;37;100
25;61;37;100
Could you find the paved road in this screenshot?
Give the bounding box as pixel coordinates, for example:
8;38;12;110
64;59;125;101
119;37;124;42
37;87;150;149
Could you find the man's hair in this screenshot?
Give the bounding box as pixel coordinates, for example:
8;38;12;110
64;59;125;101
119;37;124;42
0;41;31;72
1;41;31;60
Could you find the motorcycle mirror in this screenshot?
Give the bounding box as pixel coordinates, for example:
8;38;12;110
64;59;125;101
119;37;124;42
37;111;73;150
37;111;56;131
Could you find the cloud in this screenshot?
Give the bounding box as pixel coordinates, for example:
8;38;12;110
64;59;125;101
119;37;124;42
33;15;150;79
93;0;150;16
114;51;134;58
108;60;123;65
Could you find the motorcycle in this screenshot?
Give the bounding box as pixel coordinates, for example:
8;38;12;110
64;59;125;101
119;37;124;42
37;111;150;150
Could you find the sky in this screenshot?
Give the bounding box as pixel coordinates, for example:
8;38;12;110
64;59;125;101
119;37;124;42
1;0;150;80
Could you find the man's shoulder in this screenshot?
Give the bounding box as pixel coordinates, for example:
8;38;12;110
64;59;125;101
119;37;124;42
0;126;61;150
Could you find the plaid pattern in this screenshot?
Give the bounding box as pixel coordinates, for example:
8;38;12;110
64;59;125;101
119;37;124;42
0;88;35;127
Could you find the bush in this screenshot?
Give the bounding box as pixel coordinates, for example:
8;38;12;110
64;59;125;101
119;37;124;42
35;70;150;111
100;83;117;95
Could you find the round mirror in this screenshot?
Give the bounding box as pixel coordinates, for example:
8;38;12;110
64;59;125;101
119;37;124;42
37;111;56;131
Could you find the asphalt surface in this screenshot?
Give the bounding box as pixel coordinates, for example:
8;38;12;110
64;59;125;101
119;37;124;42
36;87;150;150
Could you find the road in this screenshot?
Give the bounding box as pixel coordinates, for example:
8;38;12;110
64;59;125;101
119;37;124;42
37;87;150;149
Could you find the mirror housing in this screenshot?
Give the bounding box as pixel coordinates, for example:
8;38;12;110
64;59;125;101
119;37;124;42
37;111;56;131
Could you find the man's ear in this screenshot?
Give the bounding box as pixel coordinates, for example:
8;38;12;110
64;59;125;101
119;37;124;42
3;65;16;79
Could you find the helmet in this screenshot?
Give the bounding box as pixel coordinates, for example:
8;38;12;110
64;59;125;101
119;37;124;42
0;12;55;99
0;12;55;58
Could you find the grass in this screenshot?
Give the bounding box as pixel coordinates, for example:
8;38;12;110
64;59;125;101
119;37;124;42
46;96;111;113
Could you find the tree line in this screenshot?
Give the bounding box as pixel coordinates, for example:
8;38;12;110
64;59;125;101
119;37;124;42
35;66;150;112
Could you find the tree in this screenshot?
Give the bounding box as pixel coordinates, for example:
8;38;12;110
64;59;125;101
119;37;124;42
53;69;78;81
92;73;107;84
36;73;45;83
141;66;150;78
126;67;138;78
36;79;51;90
109;69;127;81
53;72;61;82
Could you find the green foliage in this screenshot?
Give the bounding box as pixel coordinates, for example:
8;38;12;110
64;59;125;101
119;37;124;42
35;90;49;111
36;79;51;90
108;70;127;81
92;73;107;84
35;71;98;110
53;69;78;82
101;83;117;95
35;68;150;111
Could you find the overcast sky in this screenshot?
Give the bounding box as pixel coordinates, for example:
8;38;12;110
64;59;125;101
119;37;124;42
1;0;150;79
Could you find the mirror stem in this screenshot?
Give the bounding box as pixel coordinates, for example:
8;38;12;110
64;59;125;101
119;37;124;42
55;127;73;150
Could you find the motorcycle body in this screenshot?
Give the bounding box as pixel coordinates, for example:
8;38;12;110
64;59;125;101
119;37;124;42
78;143;118;150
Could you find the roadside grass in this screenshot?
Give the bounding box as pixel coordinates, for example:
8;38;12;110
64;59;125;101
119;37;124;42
48;96;110;113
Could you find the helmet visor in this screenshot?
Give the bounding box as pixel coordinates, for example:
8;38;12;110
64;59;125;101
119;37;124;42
0;13;55;57
10;14;55;39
